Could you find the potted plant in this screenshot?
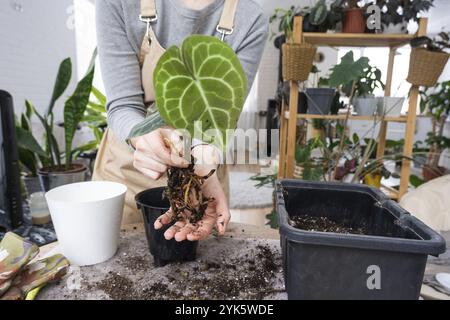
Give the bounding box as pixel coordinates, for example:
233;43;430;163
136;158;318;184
348;63;385;116
270;1;344;37
342;0;366;33
18;56;95;192
294;138;326;181
408;31;450;87
307;51;371;116
131;35;247;265
419;81;450;181
374;0;434;34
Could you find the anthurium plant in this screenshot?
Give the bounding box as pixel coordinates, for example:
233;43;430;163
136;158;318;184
129;35;247;224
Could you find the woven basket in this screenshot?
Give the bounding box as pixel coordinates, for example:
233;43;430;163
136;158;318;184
407;49;449;87
282;43;317;82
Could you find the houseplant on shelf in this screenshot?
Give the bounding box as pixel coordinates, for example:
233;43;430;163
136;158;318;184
348;64;385;116
294;138;326;181
374;0;434;34
270;1;344;37
419;80;450;181
342;0;366;33
18;55;96;192
408;31;450;87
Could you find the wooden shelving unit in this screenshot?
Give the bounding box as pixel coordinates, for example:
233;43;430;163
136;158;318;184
278;17;429;200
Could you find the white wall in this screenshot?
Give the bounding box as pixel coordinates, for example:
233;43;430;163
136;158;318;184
255;0;338;114
0;0;78;120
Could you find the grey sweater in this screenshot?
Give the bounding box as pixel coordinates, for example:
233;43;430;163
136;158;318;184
96;0;269;142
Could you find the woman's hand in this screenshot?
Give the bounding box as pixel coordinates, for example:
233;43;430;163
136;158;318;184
154;174;230;241
131;128;190;180
154;144;230;241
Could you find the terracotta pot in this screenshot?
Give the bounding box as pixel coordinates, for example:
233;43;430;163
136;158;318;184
422;165;448;182
342;8;366;34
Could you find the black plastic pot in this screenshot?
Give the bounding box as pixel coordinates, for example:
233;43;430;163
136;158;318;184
305;88;335;115
135;187;198;267
276;180;446;300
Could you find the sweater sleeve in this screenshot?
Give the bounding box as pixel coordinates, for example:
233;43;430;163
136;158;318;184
96;0;147;143
235;11;269;94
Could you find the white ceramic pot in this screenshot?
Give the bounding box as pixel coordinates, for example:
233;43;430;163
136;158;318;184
45;181;127;266
354;97;379;116
378;97;405;116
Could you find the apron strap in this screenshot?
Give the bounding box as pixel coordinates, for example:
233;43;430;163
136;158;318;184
140;0;157;20
216;0;239;41
140;0;157;41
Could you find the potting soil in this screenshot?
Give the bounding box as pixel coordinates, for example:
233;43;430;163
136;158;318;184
38;230;285;300
289;215;367;235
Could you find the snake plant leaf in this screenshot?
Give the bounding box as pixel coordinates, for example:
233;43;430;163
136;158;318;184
64;63;95;168
46;58;72;118
154;35;247;149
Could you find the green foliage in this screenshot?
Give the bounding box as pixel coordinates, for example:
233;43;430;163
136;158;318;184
420;81;450;167
250;173;276;189
328;51;370;90
72;86;108;158
411;31;450;53
15;104;49;176
153;35;247;150
295;138;326;181
410;174;425;188
265;210;279;230
310;0;328;26
16;52;96;171
47;58;72;117
64;61;95;169
376;0;434;25
269;1;345;40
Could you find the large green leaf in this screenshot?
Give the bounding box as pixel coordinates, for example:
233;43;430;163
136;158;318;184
46;58;72;117
329;51;370;88
64;64;95;168
153;35;247;149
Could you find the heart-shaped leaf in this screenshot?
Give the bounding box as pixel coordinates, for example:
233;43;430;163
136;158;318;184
153;35;247;149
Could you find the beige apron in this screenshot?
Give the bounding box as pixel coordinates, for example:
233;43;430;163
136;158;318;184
93;0;238;226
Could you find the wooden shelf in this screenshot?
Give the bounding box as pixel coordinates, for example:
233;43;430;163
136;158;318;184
303;32;414;48
287;112;407;123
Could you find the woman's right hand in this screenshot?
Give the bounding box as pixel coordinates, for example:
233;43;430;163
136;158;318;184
130;128;190;180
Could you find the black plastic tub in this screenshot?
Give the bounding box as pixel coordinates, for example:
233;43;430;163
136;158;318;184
135;187;198;267
276;180;446;300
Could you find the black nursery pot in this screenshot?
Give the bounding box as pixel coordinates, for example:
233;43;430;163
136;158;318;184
135;187;198;267
276;180;446;300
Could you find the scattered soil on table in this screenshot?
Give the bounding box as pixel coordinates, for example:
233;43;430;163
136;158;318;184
96;272;135;300
118;255;150;273
290;215;367;235
92;244;282;300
